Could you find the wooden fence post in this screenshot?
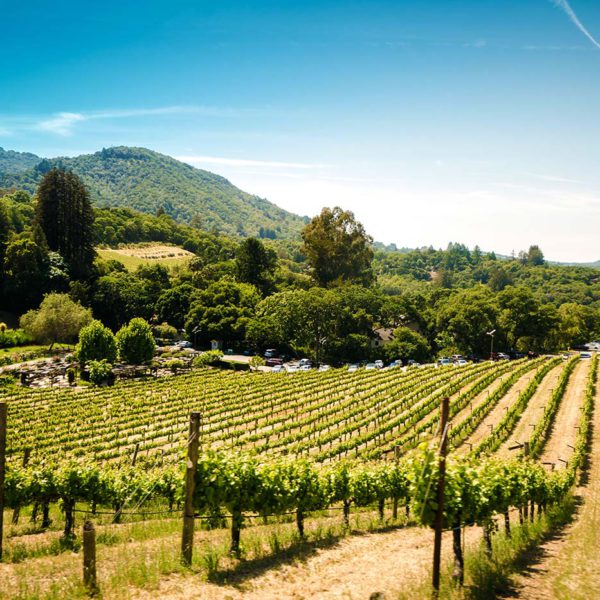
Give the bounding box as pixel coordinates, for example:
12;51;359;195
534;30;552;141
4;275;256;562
131;442;140;467
0;402;6;562
83;520;98;594
432;396;450;596
181;411;201;566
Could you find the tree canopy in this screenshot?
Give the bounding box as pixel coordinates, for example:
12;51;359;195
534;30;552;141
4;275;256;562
301;207;374;287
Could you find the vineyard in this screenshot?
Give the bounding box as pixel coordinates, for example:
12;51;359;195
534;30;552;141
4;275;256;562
0;353;598;599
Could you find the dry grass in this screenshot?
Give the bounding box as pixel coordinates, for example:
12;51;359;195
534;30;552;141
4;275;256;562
97;245;193;271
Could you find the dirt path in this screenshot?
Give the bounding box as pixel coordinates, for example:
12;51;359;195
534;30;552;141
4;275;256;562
131;525;481;600
538;360;590;467
496;362;566;459
508;362;600;600
454;364;544;455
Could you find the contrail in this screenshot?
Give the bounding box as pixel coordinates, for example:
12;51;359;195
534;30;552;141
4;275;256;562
552;0;600;50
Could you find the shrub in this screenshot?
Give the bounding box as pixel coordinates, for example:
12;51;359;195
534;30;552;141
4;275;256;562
152;322;178;341
88;360;113;386
0;328;31;349
192;350;223;368
116;318;155;364
76;320;117;365
165;358;185;373
20;294;92;348
249;355;265;371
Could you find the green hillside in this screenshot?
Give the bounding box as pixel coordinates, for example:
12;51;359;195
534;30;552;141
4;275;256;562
0;146;307;239
0;147;41;174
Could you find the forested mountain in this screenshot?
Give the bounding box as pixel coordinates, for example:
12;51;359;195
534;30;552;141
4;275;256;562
0;146;306;239
0;147;41;174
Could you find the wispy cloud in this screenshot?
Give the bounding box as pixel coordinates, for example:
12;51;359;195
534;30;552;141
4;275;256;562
27;105;264;136
38;112;86;136
176;155;325;170
552;0;600;50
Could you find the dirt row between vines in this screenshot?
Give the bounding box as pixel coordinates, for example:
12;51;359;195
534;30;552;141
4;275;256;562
453;361;547;455
537;359;591;467
496;362;567;459
508;359;600;599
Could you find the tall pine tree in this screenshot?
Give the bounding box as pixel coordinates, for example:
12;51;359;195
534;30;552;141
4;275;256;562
36;168;95;279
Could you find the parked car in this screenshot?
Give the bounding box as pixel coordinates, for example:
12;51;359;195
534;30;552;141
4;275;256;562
271;364;285;373
438;358;452;366
348;364;359;372
374;360;384;369
318;364;331;372
389;360;402;368
298;358;312;367
175;340;193;348
580;352;592;359
457;359;468;366
265;357;283;367
264;349;278;358
286;364;298;373
365;363;377;370
300;364;312;371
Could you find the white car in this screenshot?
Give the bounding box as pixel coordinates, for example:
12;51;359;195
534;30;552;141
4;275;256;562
271;365;285;373
300;364;312;371
374;360;384;369
348;364;359;372
318;364;331;372
457;359;468;366
286;365;299;373
365;363;377;370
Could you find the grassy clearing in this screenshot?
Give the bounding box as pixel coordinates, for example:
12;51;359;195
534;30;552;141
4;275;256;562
97;245;193;271
393;498;577;600
0;507;409;599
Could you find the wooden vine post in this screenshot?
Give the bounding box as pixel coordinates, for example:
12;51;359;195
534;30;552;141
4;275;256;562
0;402;6;562
432;396;450;596
82;520;98;595
181;411;201;566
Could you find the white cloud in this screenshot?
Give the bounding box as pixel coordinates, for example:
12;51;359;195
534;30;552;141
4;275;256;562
552;0;600;50
37;112;86;136
31;105;263;137
176;155;325;170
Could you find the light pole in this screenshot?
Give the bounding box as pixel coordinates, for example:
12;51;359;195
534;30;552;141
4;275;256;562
486;329;496;360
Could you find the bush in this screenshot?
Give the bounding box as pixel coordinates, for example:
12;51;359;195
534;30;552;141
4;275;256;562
116;318;155;364
20;293;92;348
76;320;117;365
165;358;185;373
152;322;178;341
249;355;265;371
192;350;223;368
0;328;31;349
88;360;114;386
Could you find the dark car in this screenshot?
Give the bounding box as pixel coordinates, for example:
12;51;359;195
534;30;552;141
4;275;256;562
265;357;283;367
264;349;279;359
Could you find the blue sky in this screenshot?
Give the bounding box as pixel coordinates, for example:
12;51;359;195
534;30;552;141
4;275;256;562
1;0;599;261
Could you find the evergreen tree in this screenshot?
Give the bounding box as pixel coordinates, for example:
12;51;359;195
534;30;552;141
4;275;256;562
35;168;95;279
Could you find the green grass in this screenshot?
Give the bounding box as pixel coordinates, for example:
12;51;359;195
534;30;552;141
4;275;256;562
0;344;72;357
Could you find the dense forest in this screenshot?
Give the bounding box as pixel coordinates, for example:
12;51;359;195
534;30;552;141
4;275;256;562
1;168;599;365
0;146;306;239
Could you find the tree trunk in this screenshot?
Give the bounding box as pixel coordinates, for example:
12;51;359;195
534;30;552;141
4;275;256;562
378;498;385;521
483;521;493;558
296;509;305;539
452;519;464;586
504;509;511;537
343;500;351;528
63;499;75;539
41;502;51;529
230;510;243;556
